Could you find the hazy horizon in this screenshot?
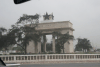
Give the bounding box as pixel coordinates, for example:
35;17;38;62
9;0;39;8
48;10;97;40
0;0;100;49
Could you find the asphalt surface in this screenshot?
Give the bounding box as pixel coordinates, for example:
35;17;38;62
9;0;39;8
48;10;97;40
21;63;100;67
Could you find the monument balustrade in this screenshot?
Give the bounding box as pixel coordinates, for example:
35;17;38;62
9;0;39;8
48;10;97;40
0;54;100;63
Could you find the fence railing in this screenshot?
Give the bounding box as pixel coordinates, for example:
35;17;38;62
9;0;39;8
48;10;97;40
0;54;100;63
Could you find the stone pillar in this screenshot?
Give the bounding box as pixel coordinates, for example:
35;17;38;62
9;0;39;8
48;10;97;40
52;34;55;53
74;55;76;59
96;55;97;59
52;55;53;59
20;56;22;60
8;57;9;61
36;56;37;60
88;55;90;59
35;36;42;53
37;42;41;53
63;55;64;59
43;35;46;52
45;55;47;60
27;40;36;53
49;55;50;59
23;56;25;61
82;55;83;59
27;56;28;60
69;56;70;59
79;55;80;59
35;44;38;53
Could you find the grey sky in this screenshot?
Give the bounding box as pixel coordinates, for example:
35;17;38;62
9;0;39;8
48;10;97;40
0;0;100;48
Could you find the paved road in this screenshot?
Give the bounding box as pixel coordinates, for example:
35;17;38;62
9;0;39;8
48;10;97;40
21;63;100;67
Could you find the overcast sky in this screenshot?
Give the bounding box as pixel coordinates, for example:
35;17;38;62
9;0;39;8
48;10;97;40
0;0;100;49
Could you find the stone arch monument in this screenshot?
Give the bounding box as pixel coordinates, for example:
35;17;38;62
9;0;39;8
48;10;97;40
27;13;74;53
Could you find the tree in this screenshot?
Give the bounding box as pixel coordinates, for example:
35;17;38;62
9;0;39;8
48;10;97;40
55;41;61;53
53;32;74;53
0;14;41;53
46;43;52;52
0;27;7;36
12;46;24;53
9;14;41;54
58;32;74;53
0;27;19;51
0;27;8;50
75;38;92;52
53;32;61;53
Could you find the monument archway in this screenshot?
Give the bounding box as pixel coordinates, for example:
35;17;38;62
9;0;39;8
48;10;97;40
27;21;74;53
26;12;74;53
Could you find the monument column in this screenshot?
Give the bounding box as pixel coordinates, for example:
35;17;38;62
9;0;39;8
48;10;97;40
37;41;41;53
43;35;46;52
52;34;55;53
36;36;41;53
